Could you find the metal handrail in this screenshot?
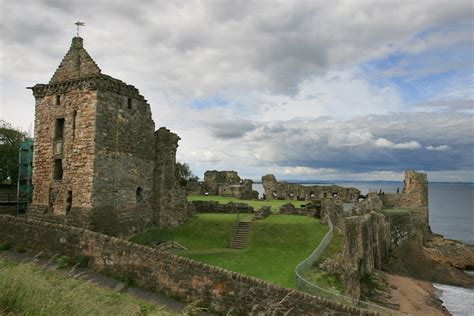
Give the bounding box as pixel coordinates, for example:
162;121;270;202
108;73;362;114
295;217;406;315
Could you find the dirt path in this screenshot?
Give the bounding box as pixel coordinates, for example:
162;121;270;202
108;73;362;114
387;274;450;316
0;250;187;314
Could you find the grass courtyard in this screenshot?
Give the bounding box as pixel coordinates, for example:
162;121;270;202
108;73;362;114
187;194;308;211
130;213;328;289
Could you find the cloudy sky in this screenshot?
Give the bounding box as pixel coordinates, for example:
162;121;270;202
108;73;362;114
1;0;473;182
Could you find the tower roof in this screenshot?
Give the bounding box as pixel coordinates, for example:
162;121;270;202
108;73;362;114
49;37;101;84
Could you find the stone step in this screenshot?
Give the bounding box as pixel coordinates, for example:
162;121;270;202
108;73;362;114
229;220;252;249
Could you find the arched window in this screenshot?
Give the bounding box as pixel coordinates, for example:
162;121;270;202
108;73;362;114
136;187;143;202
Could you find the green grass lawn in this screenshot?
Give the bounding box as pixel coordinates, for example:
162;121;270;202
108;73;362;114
187;194;307;211
131;214;328;289
0;256;177;316
130;213;237;249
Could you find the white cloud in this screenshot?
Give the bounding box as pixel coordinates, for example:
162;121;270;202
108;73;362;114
426;145;449;151
190;149;227;163
375;138;422;150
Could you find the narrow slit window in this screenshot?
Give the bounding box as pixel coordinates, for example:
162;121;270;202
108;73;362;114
72;111;77;140
56;95;61;106
66;190;72;213
53;159;63;180
127;98;132;109
136;187;143;202
54;118;65;140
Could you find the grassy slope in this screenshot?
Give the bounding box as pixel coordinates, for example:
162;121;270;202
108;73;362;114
130;213;236;249
131;214;327;289
0;256;177;316
187;194;307;211
300;230;346;294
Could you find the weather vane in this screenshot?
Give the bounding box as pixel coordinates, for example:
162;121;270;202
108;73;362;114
75;21;85;36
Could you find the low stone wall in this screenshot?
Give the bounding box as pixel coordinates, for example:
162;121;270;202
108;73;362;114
190;200;254;214
0;215;374;315
279;203;315;216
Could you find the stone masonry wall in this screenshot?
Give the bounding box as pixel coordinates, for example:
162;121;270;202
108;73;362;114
203;170;240;194
197;170;258;199
262;174;360;202
381;170;429;242
0;215;374;315
153;128;189;228
341;212;391;299
90;87;155;236
29;84;97;227
190;200;254;214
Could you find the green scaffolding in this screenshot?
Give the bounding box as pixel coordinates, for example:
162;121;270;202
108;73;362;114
17;138;33;213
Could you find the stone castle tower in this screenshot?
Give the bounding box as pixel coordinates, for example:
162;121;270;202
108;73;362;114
28;36;189;236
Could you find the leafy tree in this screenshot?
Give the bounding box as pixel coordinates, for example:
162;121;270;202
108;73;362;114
0;120;27;184
176;162;198;186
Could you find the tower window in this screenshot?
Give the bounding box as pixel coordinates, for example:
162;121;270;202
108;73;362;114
56;95;61;106
54;118;65;140
136;187;143;202
127;98;132;109
53;159;63;180
66;190;72;213
72;111;77;140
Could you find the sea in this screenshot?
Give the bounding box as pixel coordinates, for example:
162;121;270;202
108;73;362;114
253;181;474;315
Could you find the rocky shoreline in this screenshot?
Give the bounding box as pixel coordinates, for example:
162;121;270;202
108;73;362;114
382;234;474;315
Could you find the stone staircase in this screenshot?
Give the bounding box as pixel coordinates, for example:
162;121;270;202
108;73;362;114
229;220;251;249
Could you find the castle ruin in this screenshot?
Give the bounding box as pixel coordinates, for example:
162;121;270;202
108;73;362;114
27;37;189;236
187;170;258;200
262;174;360;202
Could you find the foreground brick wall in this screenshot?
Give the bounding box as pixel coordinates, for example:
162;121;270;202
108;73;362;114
0;215;375;315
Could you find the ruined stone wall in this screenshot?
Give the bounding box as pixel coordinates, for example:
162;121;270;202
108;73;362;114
190;201;254;214
203;170;240;194
29;83;97;227
185;181;203;195
0;215;372;315
90;86;155;236
341;212;391;299
217;184;258;200
153;128;189;228
279;202;321;217
381;170;429;241
194;170;258;199
262;174;360;202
